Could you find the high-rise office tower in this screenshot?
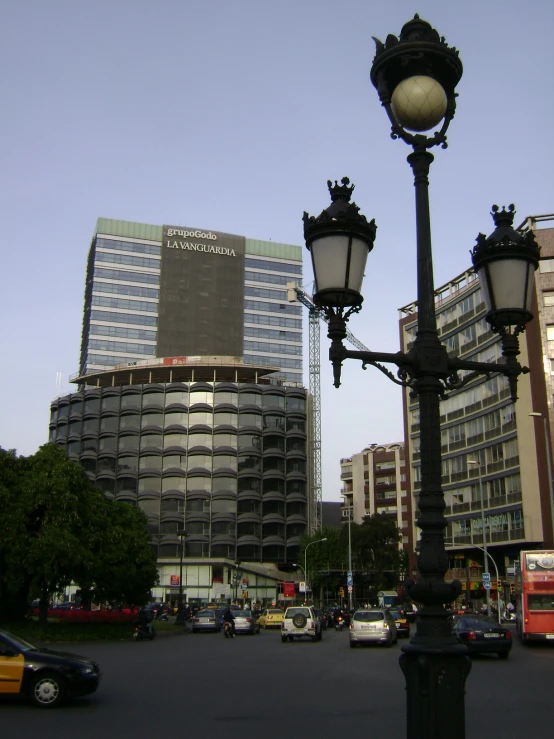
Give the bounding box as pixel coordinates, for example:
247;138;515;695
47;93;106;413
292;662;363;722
79;218;303;383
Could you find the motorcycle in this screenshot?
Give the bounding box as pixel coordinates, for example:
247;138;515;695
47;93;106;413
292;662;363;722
223;621;235;638
335;616;345;631
133;623;156;641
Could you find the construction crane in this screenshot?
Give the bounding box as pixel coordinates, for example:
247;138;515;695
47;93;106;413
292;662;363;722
287;282;370;534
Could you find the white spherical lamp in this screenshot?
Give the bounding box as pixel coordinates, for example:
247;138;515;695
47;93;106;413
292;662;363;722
391;75;448;132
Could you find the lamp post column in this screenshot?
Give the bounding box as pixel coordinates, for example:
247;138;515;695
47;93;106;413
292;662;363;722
348;508;353;610
177;527;186;617
398;149;471;739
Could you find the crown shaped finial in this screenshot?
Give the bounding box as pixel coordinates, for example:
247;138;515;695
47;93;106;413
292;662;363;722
491;204;515;228
327;177;355;203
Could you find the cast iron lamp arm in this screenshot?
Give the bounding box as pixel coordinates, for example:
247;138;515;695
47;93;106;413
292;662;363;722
329;331;529;402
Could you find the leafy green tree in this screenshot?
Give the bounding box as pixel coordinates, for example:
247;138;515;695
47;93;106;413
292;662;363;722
0;444;158;624
0;449;33;620
349;513;402;592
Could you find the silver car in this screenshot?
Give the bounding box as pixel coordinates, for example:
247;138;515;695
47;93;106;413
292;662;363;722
232;610;260;635
349;609;397;647
191;609;221;633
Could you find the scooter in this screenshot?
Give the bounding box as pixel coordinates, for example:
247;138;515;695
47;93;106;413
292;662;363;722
223;621;235;638
133;623;156;641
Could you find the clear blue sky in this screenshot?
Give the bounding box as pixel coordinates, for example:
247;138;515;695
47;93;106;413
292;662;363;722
1;0;553;500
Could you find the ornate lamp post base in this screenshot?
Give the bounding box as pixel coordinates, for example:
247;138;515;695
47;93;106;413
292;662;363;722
400;646;472;739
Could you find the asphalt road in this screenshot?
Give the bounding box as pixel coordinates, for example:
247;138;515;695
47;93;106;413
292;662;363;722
1;624;553;738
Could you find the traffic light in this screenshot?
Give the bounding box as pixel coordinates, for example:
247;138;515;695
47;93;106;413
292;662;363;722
510;584;515;596
339;587;345;597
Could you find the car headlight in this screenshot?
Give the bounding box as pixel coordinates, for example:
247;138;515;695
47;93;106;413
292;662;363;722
79;666;94;675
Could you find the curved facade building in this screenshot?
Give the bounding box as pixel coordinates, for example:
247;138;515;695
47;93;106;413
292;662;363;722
49;359;308;565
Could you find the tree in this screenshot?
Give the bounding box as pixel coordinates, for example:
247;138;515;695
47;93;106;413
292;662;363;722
0;444;158;623
349;514;402;592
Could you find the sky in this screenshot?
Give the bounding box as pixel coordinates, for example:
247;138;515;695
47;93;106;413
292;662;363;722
1;0;553;501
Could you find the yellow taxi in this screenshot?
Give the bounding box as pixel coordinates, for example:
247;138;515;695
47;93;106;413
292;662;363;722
257;608;285;629
0;629;100;707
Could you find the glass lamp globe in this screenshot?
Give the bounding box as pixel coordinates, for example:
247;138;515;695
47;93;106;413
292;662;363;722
391;75;448;132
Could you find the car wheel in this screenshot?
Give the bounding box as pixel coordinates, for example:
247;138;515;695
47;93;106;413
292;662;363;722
293;613;307;629
498;652;509;660
350;641;357;648
317;631;322;641
311;634;318;642
386;638;393;648
30;672;66;709
281;635;288;643
288;635;294;642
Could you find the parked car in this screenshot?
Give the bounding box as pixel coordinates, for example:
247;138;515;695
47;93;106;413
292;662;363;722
281;606;322;642
51;602;80;611
451;615;512;659
258;609;285;629
191;610;222;633
0;628;101;708
232;610;260;635
349;609;397;648
389;609;410;638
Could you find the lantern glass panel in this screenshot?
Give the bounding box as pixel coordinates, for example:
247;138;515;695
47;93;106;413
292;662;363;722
310;234;368;295
487;258;533;312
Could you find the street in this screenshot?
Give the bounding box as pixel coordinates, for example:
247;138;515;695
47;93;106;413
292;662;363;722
1;625;552;737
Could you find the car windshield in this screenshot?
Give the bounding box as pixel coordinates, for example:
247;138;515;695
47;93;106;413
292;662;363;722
458;617;498;628
234;611;250;617
196;611;214;617
390;610;405;619
269;609;283;614
1;631;37;652
286;608;310;617
354;611;385;622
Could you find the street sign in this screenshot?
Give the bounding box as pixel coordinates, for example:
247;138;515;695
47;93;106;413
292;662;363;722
347;585;353;593
484;581;491;589
483;572;491;583
347;571;353;586
241;583;248;591
299;581;306;593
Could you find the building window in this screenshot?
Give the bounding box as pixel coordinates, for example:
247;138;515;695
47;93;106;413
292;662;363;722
539;259;554;273
547;325;554;340
544;293;554;307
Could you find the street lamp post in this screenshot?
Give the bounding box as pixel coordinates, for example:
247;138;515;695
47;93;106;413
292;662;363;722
177;526;186;616
232;562;242;603
473;544;501;625
292;563;306;602
304;538;327;603
467;459;490;617
529;412;554;546
347;507;353;610
302;16;540;739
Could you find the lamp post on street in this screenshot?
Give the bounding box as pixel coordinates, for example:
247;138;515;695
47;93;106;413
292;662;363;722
529;412;554;546
302;15;540;738
304;538;327;603
347;507;354;610
467;459;490;617
177;526;186;613
232;562;242;603
473;544;501;625
292;563;307;600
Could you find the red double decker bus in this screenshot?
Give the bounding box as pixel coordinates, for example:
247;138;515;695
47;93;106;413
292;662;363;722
515;550;554;643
